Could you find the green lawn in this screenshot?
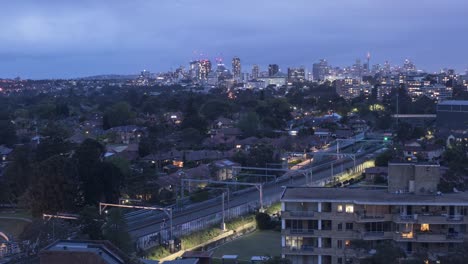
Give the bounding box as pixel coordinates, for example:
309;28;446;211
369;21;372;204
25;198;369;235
211;230;281;262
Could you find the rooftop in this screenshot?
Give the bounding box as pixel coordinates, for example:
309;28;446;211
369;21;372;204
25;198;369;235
281;187;468;206
40;240;129;264
438;100;468;106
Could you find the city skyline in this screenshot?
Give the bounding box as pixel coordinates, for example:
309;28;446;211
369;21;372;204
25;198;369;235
1;0;467;79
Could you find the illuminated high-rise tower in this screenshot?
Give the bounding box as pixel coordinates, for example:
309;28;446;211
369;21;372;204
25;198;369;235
199;59;212;79
366;52;371;72
232;57;241;79
252;65;259;79
268;64;279;76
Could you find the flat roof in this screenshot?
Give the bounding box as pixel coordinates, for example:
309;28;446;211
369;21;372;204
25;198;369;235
281;187;468;206
41;240;126;264
392;114;436;118
438;100;468;106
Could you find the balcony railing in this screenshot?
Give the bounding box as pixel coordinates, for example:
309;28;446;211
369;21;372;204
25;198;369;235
446;232;464;241
393;232;416;241
393;213;465;224
290;228;315;235
447;215;464;222
282;245;315;254
289;211;315;217
393;214;418;223
356;213;392;222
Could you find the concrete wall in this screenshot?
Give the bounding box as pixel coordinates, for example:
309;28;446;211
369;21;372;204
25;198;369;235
388;163;440;194
388;163;415;193
414;165;440;194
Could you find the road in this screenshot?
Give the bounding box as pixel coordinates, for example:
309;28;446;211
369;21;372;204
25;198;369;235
126;146;381;243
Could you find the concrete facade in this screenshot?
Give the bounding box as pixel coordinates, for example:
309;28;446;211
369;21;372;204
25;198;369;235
280;163;468;264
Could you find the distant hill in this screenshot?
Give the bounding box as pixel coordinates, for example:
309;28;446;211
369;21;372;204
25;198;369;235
79;74;138;80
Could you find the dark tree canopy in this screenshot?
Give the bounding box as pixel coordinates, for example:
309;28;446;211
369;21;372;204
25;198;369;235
22;155;80;217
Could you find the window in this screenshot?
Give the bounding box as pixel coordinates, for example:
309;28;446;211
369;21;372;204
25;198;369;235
345;204;354;213
346;223;353;230
338;223;343;231
337;257;343;264
337;240;343;248
420;223;430;232
345;240;351;247
337;205;343;212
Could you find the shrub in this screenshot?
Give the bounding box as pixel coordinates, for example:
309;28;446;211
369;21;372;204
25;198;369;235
255;212;272;230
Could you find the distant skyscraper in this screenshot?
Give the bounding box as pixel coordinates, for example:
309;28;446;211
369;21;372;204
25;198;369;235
268;64;279;77
384;61;391;74
403;59;416;72
353;59;363;78
287;67;306;83
189;60;201;79
199;59;212;80
232;57;241;79
312;59;328;81
252;65;259;79
366;52;371;72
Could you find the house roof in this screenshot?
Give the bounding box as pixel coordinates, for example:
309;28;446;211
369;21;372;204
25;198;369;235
40;240;130;264
0;146;13;155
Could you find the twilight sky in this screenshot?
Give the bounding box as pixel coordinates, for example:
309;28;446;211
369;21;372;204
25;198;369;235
1;0;467;79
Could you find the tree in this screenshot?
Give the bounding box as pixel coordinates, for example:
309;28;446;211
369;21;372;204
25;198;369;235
22;155;80;217
0;119;17;147
375;150;394;167
181;96;208;133
238;111;260;137
39;121;71;140
1;146;32;204
78;205;104;240
255;212;272;230
200;100;232;120
35;137;72;162
75;139;105;205
247;144;279;167
97;161;124;203
102;209;132;253
108;156;131;179
103;102;135;129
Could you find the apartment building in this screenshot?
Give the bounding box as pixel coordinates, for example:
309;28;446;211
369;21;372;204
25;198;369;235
280;163;468;264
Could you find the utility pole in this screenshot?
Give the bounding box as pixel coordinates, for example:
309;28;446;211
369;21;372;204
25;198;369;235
221;192;226;231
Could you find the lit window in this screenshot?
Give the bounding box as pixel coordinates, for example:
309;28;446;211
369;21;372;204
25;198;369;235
345;204;354;213
420;223;430;232
345;240;351;247
337;205;343;212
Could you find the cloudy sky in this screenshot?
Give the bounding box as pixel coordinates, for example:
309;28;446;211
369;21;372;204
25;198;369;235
1;0;467;79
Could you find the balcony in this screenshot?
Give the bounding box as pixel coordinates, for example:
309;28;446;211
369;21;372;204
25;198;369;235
282;245;315;255
282;211;315;219
355;213;392;223
314;229;359;239
417;214;464;224
393;232;416;242
446;232;464;242
282;228;315;236
416;232;447;243
362;231;393;240
393;214;418;223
